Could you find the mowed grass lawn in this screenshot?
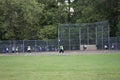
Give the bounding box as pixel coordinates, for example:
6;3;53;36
0;53;120;80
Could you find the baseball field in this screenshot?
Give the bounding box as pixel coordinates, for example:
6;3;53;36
0;52;120;80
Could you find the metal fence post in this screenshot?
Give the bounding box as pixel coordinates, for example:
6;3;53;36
108;26;110;50
116;37;118;50
79;27;81;50
87;26;89;45
102;26;103;50
35;40;37;52
23;40;24;53
69;26;71;50
58;26;60;50
96;26;98;47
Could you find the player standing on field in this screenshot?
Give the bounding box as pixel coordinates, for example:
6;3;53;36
59;45;64;53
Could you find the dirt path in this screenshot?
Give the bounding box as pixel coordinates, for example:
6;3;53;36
0;50;120;56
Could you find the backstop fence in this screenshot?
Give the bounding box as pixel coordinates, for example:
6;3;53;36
0;21;120;53
58;21;120;50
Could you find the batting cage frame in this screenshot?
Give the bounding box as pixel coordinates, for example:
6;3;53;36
58;21;110;50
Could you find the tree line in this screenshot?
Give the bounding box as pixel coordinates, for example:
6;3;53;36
0;0;120;40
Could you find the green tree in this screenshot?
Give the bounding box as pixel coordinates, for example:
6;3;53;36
116;0;120;36
37;0;58;40
0;0;44;40
72;0;105;23
95;0;120;36
0;0;120;40
38;25;57;40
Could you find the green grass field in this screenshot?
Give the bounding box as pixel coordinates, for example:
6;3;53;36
0;53;120;80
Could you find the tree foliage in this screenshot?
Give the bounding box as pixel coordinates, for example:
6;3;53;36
0;0;120;40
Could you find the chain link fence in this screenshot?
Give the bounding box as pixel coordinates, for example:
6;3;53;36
0;37;120;53
0;40;58;53
58;21;110;50
0;21;120;53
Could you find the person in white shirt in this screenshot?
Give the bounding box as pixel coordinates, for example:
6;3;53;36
27;46;31;53
104;45;108;50
83;44;87;51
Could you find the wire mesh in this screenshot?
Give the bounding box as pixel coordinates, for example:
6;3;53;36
0;21;120;53
58;21;111;50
